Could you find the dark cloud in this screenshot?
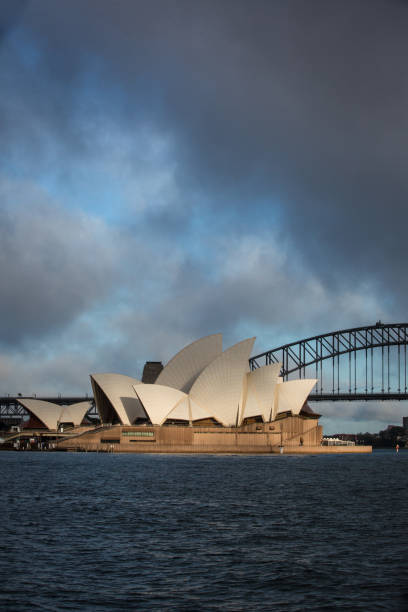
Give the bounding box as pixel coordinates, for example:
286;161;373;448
2;0;407;310
0;178;120;345
111;232;385;369
0;0;27;42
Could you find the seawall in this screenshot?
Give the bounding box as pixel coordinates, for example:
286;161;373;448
55;420;372;454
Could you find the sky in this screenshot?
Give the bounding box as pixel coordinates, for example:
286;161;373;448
1;0;408;433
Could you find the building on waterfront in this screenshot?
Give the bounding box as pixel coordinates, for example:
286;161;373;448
2;334;373;454
90;334;318;428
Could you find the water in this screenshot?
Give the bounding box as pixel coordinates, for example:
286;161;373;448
1;450;407;611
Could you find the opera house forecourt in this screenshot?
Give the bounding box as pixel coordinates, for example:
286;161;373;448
51;334;370;454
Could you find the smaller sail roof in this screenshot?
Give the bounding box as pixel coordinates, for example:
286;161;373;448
241;363;281;423
18;399;62;430
134;384;188;425
60;402;92;425
18;399;92;429
165;397;214;422
164;397;190;421
276;379;317;415
91;373;144;425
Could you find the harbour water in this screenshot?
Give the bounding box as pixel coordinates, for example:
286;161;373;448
1;450;407;611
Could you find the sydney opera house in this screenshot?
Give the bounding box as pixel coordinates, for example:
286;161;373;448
12;334;372;453
90;335;316;428
53;333;332;453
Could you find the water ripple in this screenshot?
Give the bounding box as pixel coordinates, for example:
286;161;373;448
1;451;407;611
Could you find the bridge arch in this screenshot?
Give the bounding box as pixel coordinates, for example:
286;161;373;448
249;323;408;400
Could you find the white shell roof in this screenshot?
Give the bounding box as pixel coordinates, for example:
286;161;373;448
134;384;188;425
276;379;317;415
189;337;255;427
190;398;215;422
241;363;281;423
165;397;213;422
60;402;92;425
164;396;190;421
155;333;223;393
18;398;63;430
17;399;90;429
91;373;144;425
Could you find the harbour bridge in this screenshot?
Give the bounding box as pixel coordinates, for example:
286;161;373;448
2;322;408;420
250;322;408;401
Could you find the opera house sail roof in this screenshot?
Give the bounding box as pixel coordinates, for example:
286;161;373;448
90;373;146;425
91;334;317;428
275;379;318;417
17;398;91;430
240;362;281;423
155;333;223;393
188;337;255;427
133;384;189;426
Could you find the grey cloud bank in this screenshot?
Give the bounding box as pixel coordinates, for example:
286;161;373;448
0;178;119;345
1;0;407;432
